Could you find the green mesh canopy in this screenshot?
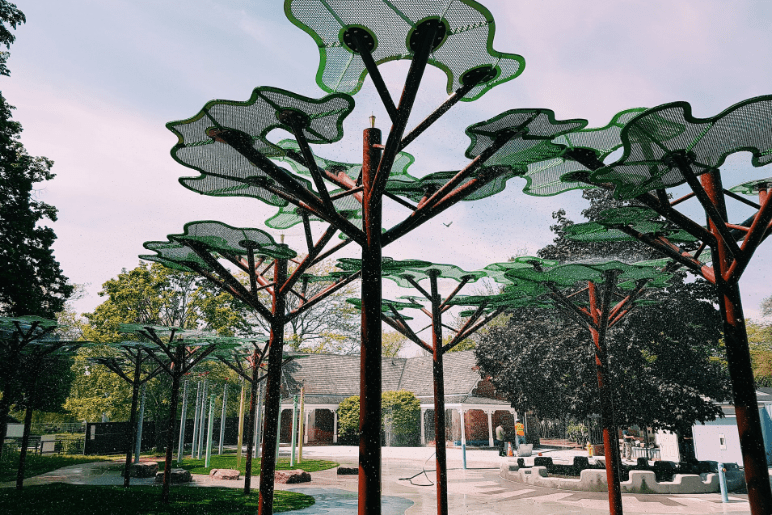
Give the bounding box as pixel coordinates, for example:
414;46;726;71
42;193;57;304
384;166;520;203
387;262;486;288
347;297;423;319
170;221;296;259
168;87;353;207
729;176;772;196
141;242;212;273
480;259;557;285
590;95;772;199
449;290;554;315
464;109;587;170
521;108;647;197
284;0;525;101
118;323;241;349
564;207;698;244
336;257;432;278
0;315;59;330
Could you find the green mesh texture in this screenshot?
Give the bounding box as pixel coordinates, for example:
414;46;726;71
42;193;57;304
141;242;212;272
168;87;353;207
480;259;557;285
729;176;772;196
564;207;698;243
388;263;486;288
504;257;672;290
347;297;422;319
521;108;647;197
464;109;587;169
450;291;554;315
0;315;58;330
170;221;296;259
117;324;242;348
591;95;772;200
284;0;524;101
336;257;432;277
384;165;520;203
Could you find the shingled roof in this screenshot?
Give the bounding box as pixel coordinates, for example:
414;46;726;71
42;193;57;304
280;350;487;404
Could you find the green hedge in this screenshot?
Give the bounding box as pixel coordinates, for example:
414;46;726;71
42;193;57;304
337;390;420;446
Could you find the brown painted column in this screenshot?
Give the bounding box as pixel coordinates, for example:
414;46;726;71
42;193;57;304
702;171;772;515
162;346;184;503
244;347;261;495
359;124;383;515
258;258;288;515
123;352;143;487
429;271;449;515
588;281;624;515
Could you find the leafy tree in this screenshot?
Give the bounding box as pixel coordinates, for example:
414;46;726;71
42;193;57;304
336;395;359;445
382;390;420;446
0;1;24;77
748;319;772;387
477;189;730;435
382;330;407;358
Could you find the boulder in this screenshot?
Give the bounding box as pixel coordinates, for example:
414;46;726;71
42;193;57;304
128;461;158;478
155;468;192;484
337;467;358;475
209;468;240;480
275;469;311;484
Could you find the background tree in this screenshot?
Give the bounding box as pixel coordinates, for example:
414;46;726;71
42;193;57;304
0;1;23;77
749;296;772;387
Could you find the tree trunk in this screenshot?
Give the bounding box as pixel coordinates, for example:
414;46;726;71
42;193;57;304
15;405;33;490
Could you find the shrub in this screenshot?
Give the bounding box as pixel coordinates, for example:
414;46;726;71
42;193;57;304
382;390;420;447
337;395;360;445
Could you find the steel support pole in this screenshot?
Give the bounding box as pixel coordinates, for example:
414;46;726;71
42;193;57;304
702;172;772;515
588;281;623;515
275;402;283;458
258;258;288;515
205;394;215;468
290;395;298;466
236;380;246;470
123;353;142;487
161;348;184;504
191;381;201;458
134;385;146;464
429;272;449;515
460;408;467;470
359;126;383;515
197;379;207;459
298;387;305;463
244;348;261;495
219;384;228;455
255;382;264;458
177;380;189;465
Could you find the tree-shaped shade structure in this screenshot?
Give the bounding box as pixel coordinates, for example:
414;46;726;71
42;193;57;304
559;95;772;514
88;340;164;488
141;221;359;510
285;0;525;102
449;257;672;515
0;316;86;490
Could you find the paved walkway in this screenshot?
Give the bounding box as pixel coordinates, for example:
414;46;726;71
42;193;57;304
1;446;755;514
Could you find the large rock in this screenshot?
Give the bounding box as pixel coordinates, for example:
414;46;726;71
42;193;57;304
275;469;311;484
337;467;357;475
155;468;192;484
128;462;158;478
209;468;240;480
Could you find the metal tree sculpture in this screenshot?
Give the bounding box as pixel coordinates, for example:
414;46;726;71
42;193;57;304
559;95;772;515
88;341;164;487
117;324;239;503
141;221;359;511
0;316;85;489
339;257;509;515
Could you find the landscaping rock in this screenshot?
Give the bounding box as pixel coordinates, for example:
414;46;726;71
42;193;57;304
155;468;192;484
337;467;358;475
275;469;311;484
209;468;240;480
128;461;158;478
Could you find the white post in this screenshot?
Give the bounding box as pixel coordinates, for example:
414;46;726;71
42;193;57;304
460;407;467;470
304;410;310;444
134;384;146;464
235;380;245;469
487;410;494;448
333;410;338;444
218;384;227;455
420;408;426;445
190;381;201;458
177;380;189;464
197;379;207;459
254;381;263;458
205;394;215;468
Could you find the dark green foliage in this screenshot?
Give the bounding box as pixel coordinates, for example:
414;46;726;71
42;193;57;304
382;390;420;446
164;455;338;475
0;484;314;514
0;93;72;318
336;395;359;445
0;1;24;77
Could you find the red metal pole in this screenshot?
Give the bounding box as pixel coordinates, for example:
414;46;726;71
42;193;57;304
429;272;449;515
359;125;383;515
243;347;260;495
588;282;624;515
258;258;288;515
701;171;772;515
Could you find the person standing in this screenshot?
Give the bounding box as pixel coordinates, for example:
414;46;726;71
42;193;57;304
514;419;525;450
495;424;506;456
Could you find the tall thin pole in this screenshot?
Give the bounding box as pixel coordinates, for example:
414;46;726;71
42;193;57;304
236;379;246;470
123;351;143;487
244;348;261;494
359;123;384;515
162;346;184;504
701;171;772;514
255;381;264;458
177;380;189;465
429;271;449;515
297;387;304;463
290;394;298;466
197;379;208;459
275;400;283;458
205;394;215;468
134;384;146;464
219;384;228;455
258;258;288;515
460;408;467;470
15;406;33;490
191;381;201;458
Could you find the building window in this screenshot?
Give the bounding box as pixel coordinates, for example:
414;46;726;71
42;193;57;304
719;434;727;450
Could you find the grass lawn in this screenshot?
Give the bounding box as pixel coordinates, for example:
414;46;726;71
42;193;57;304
0;484;314;514
162;455;338;475
0;454;113;483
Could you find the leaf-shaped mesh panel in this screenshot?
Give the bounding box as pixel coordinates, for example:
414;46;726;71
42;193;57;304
728;176;772;196
285;0;525;101
504;258;671;289
465;109;587;169
347;297;423;319
336;257;432;279
519;109;646;197
591;95;772;199
265;192;363;230
564;207;698;243
480;259;557;284
141;242;212;271
384;166;520;203
171;221;297;259
386;263;486;288
449;291;554;314
0;315;59;330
